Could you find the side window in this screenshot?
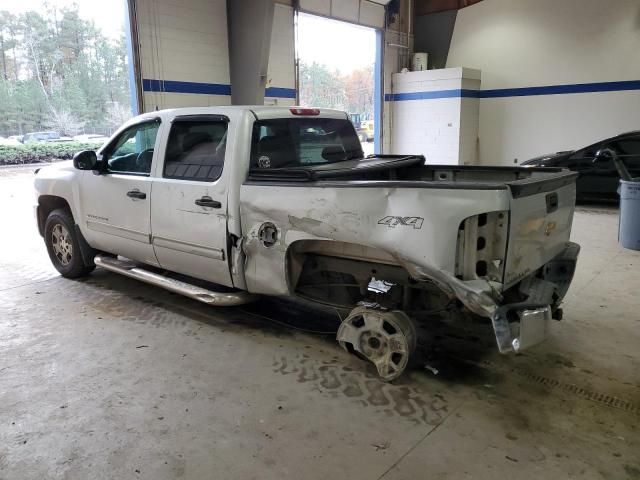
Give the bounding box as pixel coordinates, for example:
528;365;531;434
163;119;228;181
104;121;160;175
611;138;640;176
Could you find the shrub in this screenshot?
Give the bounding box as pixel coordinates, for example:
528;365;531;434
0;142;100;165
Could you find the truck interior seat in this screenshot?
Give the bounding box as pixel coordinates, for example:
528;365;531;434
164;131;225;180
255;135;295;168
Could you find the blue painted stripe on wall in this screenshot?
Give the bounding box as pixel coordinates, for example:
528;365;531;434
385;80;640;101
142;79;296;99
143;79;232;95
265;87;296;98
385;89;480;101
480;80;640;98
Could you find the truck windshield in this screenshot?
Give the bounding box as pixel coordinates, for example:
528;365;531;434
250;118;363;169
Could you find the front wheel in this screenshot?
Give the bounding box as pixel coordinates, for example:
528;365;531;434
44;209;95;278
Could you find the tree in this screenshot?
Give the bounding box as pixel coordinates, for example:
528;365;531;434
46;107;85;136
106;102;131;131
299;61;374;119
0;11;18;80
344;66;374;119
299;61;347;110
0;5;131;137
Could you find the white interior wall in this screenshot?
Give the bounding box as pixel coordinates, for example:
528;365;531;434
446;0;640;165
135;0;231;111
132;0;386;120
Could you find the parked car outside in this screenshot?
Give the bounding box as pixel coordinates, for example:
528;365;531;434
22;131;73;143
360;120;375;142
522;131;640;201
73;134;110;144
0;136;21;145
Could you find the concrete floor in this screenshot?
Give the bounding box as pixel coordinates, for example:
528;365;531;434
1;164;639;479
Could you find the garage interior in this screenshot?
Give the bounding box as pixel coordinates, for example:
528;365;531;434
1;0;640;478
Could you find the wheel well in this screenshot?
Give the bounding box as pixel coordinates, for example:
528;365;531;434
286;240;449;312
37;195;72;236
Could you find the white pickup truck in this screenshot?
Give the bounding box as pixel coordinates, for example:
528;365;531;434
34;106;580;380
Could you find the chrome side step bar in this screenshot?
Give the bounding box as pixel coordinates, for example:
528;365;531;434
94;255;256;307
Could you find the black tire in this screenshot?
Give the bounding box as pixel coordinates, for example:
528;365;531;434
44;208;95;278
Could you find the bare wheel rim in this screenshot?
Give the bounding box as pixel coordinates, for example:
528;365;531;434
51;223;73;266
337;307;417;381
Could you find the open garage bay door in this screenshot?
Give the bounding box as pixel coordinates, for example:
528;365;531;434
296;1;385;153
298;0;387;29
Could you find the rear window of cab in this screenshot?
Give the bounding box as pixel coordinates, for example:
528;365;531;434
250;118;363;169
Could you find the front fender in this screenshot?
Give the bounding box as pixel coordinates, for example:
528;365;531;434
34;161;84;226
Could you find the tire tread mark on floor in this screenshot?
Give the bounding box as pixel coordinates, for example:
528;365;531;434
375;399;467;480
512;367;638;414
452;356;638;414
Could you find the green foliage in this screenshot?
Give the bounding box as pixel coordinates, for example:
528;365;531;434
0;142;98;165
0;6;131;137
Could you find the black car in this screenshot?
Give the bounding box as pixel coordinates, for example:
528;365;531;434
522;131;640;201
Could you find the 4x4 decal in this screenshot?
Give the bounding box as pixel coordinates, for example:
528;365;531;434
377;216;424;229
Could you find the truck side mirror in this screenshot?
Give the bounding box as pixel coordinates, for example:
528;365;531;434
73;150;98;170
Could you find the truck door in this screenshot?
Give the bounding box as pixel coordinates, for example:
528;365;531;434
79;119;161;265
150;114;233;287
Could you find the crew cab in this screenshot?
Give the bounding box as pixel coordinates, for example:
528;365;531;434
34;106;580;380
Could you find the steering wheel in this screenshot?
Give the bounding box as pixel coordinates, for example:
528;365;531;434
135;148;154;172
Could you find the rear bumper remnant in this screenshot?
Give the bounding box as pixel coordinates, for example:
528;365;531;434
399;241;580;354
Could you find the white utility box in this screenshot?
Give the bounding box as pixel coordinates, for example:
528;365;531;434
389;67;481;165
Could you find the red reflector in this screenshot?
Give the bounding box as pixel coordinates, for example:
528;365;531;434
290;107;320;115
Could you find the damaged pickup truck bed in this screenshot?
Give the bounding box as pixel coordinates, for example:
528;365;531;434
34;106;580;380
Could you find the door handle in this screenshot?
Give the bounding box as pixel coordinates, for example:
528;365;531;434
195;196;221;208
126;189;146;199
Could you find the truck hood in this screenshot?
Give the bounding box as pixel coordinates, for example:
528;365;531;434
34;160;76;192
36;160;75;175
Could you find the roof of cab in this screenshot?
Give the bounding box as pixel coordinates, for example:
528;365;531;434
134;105;348;122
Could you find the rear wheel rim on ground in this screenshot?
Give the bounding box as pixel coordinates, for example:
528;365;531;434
337;307;417;381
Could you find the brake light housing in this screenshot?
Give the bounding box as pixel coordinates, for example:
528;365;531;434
290;107;320;116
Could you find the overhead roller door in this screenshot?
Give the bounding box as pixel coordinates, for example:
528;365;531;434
298;0;386;29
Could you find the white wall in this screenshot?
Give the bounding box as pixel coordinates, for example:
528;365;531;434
134;0;297;110
446;0;640;165
135;0;231;111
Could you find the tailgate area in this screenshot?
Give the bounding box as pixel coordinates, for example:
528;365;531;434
503;173;577;289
